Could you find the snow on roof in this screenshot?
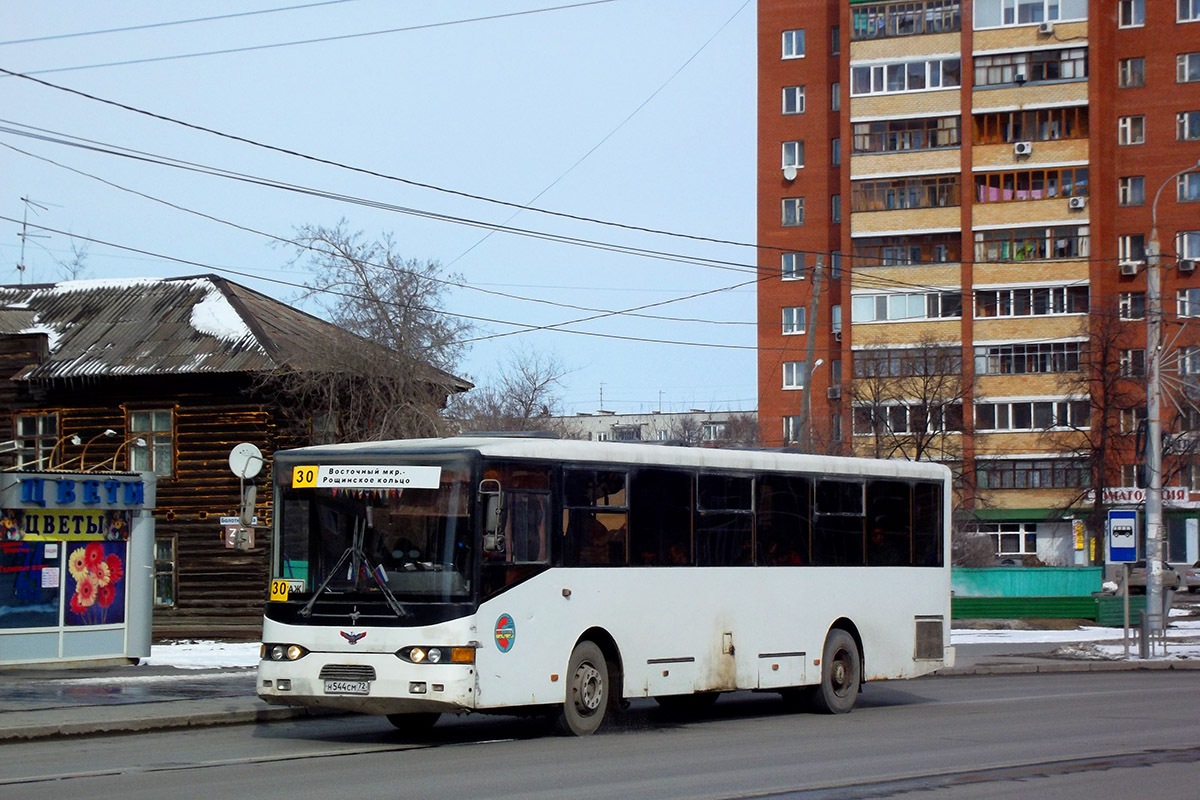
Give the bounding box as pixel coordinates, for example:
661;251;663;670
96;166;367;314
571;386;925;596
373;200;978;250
190;283;254;342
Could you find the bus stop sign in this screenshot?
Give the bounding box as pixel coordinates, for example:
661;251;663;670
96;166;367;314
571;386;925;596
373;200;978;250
1108;509;1137;563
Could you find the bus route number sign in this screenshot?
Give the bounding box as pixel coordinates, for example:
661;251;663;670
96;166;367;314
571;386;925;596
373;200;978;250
270;579;304;602
291;464;441;489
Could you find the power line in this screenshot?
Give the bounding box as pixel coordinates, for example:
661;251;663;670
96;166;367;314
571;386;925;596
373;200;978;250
0;0;363;47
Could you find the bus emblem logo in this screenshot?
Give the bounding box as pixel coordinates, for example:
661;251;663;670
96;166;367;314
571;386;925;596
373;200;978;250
341;630;366;645
494;614;516;653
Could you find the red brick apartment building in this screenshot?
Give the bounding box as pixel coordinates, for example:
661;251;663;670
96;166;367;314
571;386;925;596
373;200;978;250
757;0;1200;565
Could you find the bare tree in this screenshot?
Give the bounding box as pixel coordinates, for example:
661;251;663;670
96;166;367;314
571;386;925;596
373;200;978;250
450;348;572;435
53;239;90;281
257;222;472;442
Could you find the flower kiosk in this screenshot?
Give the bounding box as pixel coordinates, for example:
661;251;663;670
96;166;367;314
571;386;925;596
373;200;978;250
0;471;156;666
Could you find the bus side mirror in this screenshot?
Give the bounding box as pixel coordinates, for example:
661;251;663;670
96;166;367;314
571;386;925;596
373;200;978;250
480;479;505;554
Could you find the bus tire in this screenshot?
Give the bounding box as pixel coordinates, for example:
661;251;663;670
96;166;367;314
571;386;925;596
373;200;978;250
554;641;610;736
811;629;860;715
385;711;440;734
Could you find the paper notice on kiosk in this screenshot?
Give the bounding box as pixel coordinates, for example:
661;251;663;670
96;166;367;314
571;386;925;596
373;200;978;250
41;566;60;589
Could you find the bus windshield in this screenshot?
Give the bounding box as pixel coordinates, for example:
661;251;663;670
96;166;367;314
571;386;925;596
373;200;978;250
277;462;474;603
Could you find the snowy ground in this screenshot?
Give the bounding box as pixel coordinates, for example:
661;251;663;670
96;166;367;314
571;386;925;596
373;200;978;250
139;606;1200;670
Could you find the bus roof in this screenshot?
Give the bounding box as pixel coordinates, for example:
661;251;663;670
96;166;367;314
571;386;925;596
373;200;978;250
273;436;950;482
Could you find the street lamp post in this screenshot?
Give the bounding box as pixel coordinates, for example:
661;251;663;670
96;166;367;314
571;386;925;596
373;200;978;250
1144;158;1200;652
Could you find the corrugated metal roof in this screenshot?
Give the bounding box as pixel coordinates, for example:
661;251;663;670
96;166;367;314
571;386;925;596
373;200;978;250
0;274;469;390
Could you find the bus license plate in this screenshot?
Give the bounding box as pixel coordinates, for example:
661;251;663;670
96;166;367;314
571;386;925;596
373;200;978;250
324;680;370;695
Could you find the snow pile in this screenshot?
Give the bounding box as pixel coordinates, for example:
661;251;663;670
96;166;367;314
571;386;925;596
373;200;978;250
141;640;261;669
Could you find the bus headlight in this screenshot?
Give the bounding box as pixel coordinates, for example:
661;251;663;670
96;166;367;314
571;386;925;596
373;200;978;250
427;648;442;663
397;646;474;664
263;643;308;661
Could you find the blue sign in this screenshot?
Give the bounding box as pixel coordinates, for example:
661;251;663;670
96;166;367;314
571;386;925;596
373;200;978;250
1108;509;1137;563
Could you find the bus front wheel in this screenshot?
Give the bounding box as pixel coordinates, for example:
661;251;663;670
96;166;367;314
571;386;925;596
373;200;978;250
554;641;610;736
811;629;860;714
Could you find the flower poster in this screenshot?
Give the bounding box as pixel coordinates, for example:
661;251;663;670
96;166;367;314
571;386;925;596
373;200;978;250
64;542;126;626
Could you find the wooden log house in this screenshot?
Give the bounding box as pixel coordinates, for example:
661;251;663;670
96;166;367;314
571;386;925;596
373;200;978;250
0;275;468;639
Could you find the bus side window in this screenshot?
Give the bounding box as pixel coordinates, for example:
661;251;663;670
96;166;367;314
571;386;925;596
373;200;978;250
756;475;811;565
696;474;753;567
629;468;692;565
507;492;549;564
913;482;944;566
866;481;912;566
563;470;628;566
814;480;864;566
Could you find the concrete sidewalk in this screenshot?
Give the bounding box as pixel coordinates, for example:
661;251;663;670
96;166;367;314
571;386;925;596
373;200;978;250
2;644;1198;743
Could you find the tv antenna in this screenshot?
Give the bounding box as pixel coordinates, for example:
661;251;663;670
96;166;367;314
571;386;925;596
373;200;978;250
17;196;52;283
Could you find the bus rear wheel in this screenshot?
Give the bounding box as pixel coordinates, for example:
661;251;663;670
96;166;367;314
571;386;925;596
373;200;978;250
553;641;610;736
811;629;860;714
385;711;440;734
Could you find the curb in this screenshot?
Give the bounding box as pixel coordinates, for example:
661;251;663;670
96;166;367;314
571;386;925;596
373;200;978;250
935;659;1200;676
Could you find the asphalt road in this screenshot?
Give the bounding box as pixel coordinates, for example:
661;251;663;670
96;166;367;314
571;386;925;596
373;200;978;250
2;670;1198;799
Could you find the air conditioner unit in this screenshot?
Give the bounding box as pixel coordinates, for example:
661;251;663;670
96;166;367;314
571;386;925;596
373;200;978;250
833;330;842;342
1120;261;1139;276
827;386;842;400
1180;259;1197;274
1013;65;1028;84
1068;196;1087;210
1014;141;1033;157
1037;21;1054;35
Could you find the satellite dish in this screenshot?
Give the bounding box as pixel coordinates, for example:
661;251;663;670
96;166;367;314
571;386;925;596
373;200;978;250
783;166;798;181
228;443;264;479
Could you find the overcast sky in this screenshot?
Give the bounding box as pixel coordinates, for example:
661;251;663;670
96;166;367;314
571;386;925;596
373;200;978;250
1;1;758;416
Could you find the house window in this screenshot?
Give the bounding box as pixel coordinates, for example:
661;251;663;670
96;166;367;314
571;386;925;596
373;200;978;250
850;58;961;96
832;194;841;223
1179;231;1200;260
701;422;727;442
972;167;1088;203
1119;292;1146;320
1120;406;1147;434
1120;348;1145;377
831;82;840;111
1182;0;1200;22
1119;176;1145;206
128;409;174;476
974;48;1088;87
782;306;806;335
782;140;804;169
782;29;805;59
974;286;1089;317
1179;53;1200;83
1119;57;1145;88
783;86;806;114
1118;0;1145;27
975;0;1088;28
831;305;842;333
1181;346;1200;375
975;400;1089;431
852;0;963;40
1180;173;1200;202
973;522;1039;556
782;361;807;389
1177;111;1200;141
782;197;805;226
831;25;840;55
781;252;804;280
852;291;962;322
1178;288;1200;317
974;342;1084;375
783;415;802;444
857;116;961;153
14;412;58;470
154;536;177;607
1119;234;1146;264
1118;115;1145;145
974;226;1089;262
831;138;841;166
855;234;961;265
829;252;843;279
973;107;1087;144
975;458;1088;490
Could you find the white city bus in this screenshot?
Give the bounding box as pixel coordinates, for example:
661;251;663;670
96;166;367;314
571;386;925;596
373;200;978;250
257;436;954;735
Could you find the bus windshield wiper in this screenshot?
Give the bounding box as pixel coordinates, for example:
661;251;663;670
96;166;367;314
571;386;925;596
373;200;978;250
299;521;407;619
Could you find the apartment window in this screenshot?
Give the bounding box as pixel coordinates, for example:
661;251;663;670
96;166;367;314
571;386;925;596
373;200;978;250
853;403;963;436
783;416;802;444
1119;0;1145;27
782;197;804;226
14;412;58;470
973;167;1088;203
782;361;807;389
852;174;960;212
782;29;805;59
831;305;842;333
974;48;1088;87
1120;348;1145;377
852;1;963;40
852;292;963;322
975;0;1088;28
1181;346;1200;375
974;342;1084;375
831;82;840;111
974;226;1089;262
1119;292;1146;320
975;400;1089;431
1119;115;1145;145
128;409;174;476
831;25;840;55
973;107;1087;144
154;536;177;607
829;252;842;279
854;234;961;266
975;458;1088;490
1119;176;1145;206
832;194;841;223
1119;234;1146;264
974;522;1039;556
1120;405;1147;434
1177;111;1200;141
1179;288;1200;317
783;86;806;114
781;252;804;280
1182;0;1200;23
1179;53;1200;83
1179;231;1200;260
854;347;962;378
1181;173;1200;202
975;285;1089;317
831;138;841;166
782;140;804;169
854;116;961;154
782;306;806;335
1119;57;1145;88
850;58;961;96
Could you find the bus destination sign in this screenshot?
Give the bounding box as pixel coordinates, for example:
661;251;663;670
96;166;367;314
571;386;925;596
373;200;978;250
291;465;442;490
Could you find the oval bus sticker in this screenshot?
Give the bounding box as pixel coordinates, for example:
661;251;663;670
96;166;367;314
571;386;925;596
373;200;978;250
494;613;516;653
